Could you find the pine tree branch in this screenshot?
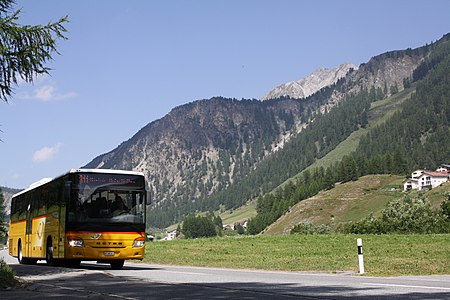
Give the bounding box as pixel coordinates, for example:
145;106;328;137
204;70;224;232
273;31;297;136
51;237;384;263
0;4;68;102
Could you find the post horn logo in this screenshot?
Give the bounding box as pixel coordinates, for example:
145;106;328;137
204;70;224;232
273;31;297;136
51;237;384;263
90;233;102;240
37;220;44;239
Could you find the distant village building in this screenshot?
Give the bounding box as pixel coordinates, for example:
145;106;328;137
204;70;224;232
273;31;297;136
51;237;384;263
403;164;450;191
223;220;248;231
223;224;234;231
437;164;450;173
161;229;177;241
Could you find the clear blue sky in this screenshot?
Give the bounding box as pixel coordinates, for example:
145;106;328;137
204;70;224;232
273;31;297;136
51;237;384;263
1;0;450;189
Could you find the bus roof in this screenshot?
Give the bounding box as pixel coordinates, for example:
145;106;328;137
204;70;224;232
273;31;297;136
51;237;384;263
68;169;144;176
13;169;145;198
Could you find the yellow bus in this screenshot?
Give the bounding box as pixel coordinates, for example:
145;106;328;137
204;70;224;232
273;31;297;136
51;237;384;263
9;169;147;269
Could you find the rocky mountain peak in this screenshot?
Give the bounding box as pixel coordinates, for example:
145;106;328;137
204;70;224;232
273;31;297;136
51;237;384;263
261;63;356;100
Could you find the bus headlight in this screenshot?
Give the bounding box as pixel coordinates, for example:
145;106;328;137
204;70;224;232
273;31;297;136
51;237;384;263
68;238;84;247
132;237;145;248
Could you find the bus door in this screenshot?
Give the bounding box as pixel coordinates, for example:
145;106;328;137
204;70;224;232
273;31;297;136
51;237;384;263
46;183;63;259
25;200;33;257
29;191;47;258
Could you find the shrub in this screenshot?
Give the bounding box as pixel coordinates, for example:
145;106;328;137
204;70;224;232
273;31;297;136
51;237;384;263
343;213;384;234
290;223;332;235
441;193;450;220
182;215;217;239
345;195;449;234
234;223;245;234
382;195;448;233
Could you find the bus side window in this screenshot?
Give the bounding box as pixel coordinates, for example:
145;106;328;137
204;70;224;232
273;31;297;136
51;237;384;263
11;196;18;222
63;181;71;204
30;191;38;219
18;194;28;220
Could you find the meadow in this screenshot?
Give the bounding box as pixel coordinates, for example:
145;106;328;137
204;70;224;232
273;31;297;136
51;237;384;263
143;234;450;276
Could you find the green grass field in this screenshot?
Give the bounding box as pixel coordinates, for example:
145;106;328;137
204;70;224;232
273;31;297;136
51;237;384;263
143;234;450;276
219;199;257;226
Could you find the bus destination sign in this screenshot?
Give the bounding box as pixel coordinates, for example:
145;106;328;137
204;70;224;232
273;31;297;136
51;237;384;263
75;173;143;187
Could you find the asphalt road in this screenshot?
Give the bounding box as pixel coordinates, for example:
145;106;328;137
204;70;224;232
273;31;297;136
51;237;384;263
1;249;450;299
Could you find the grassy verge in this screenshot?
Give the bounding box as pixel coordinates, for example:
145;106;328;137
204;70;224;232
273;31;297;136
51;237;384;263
144;234;450;276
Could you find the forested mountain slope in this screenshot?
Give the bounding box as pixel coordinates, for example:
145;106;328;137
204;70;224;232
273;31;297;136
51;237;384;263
247;34;450;234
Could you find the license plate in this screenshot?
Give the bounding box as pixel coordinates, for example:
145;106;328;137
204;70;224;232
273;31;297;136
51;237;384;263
104;251;115;256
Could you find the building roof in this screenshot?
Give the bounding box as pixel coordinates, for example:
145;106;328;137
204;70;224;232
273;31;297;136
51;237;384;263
423;171;449;177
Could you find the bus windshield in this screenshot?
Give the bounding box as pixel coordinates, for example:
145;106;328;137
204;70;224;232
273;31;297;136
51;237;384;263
67;174;146;231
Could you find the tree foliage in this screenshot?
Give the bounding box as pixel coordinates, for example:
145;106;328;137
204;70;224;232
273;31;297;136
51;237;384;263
441;193;450;220
290;223;332;235
0;0;68;102
0;0;67;238
181;214;221;239
345;196;450;234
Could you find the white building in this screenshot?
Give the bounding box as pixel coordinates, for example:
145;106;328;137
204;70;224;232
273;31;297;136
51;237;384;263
404;169;449;191
437;164;450;173
160;230;177;241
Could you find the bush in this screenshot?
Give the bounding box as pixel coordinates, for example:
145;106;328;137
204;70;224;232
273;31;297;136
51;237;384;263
381;196;446;233
234;223;245;234
343;213;383;234
441;193;450;220
345;195;450;234
182;215;217;239
290;223;332;235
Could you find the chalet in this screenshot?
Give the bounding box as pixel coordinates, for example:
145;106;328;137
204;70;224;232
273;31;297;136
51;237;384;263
161;229;177;241
403;166;449;191
223;220;248;231
223;224;234;231
436;164;450;173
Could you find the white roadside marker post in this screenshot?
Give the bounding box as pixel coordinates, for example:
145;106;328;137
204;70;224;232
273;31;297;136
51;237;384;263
357;238;364;274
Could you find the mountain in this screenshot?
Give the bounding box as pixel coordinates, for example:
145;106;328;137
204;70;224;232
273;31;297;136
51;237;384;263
84;34;448;228
260;63;356;100
1;186;22;221
84;98;310;225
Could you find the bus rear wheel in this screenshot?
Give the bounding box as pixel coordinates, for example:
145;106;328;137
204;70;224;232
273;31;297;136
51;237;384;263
17;241;37;265
110;260;124;270
17;241;24;264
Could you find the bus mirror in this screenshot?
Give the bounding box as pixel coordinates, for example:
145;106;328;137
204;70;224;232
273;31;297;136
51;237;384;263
64;181;72;200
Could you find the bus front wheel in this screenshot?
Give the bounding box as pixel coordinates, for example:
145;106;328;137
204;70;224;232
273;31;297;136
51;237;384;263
65;259;81;268
110;260;124;270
